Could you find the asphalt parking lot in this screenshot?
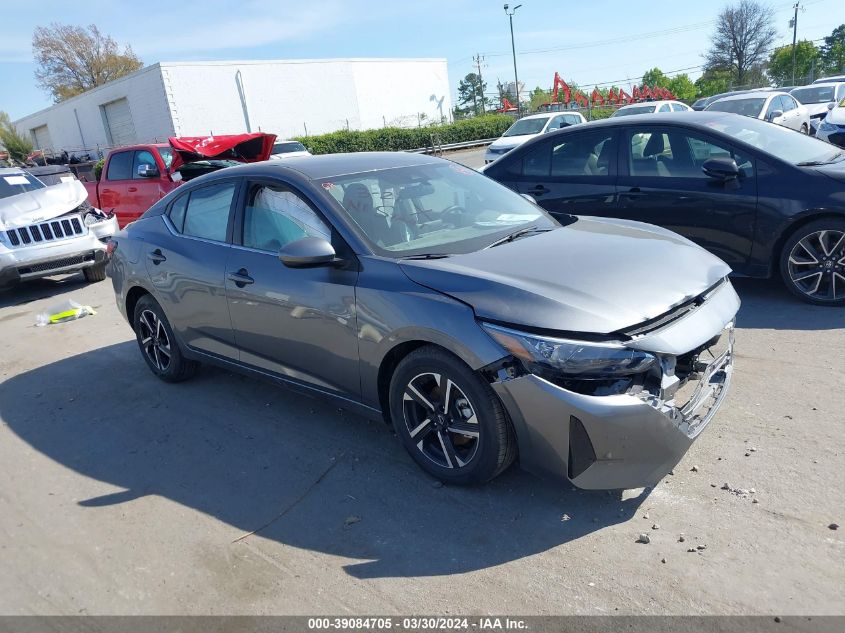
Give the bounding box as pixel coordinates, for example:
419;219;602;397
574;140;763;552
1;249;843;615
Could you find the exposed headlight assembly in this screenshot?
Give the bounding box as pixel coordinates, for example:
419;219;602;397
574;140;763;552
481;322;657;395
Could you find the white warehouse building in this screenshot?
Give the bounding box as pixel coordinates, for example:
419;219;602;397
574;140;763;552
14;58;452;154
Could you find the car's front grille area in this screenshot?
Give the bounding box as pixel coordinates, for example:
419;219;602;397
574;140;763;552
18;252;95;275
4;214;86;248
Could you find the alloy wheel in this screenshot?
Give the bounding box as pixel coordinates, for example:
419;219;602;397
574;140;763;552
138;309;172;372
787;229;845;302
402;372;480;469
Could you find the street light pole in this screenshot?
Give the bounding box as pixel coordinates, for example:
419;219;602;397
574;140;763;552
504;4;522;112
790;2;800;85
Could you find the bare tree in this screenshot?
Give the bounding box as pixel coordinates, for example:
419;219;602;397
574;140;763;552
33;23;143;102
705;0;777;86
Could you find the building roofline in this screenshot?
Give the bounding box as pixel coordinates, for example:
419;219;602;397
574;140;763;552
158;58;447;67
14;63;162;124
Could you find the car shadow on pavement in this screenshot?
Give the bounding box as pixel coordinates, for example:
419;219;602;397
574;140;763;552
732;277;845;330
0;342;648;579
0;273;90;309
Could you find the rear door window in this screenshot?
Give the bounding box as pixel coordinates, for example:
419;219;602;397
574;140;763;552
180;182;237;242
106;151;133;180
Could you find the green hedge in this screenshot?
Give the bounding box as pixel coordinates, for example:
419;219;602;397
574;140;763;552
587;107;616;121
293;115;515;155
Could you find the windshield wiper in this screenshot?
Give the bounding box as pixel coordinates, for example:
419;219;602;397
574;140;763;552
797;151;845;166
401;253;451;260
485;226;552;249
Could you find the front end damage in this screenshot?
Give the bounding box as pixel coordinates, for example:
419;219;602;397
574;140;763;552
0;180;118;286
486;279;739;490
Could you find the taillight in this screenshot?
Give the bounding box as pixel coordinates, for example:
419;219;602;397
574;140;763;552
106;240;118;257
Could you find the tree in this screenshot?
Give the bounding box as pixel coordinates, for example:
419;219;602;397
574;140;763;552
695;67;733;97
0;111;34;163
529;86;550;111
456;72;487;116
820;24;845;75
768;40;819;86
705;0;776;86
667;74;697;101
642;67;669;88
33;23;143;102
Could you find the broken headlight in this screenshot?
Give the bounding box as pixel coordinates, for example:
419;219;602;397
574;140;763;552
481;322;657;395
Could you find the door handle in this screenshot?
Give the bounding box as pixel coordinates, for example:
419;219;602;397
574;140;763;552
227;268;254;287
128;187;138;192
620;187;645;199
147;249;166;265
526;185;550;196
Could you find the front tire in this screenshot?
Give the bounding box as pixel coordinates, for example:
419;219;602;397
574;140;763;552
780;219;845;305
83;262;107;282
133;295;198;382
389;346;516;485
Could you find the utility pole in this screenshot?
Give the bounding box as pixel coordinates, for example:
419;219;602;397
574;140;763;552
504;4;522;112
473;53;486;115
790;3;800;85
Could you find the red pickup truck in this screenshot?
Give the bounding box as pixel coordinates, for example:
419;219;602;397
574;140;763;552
83;134;276;227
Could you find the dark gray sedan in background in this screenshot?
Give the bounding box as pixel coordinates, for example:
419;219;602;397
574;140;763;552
107;152;739;489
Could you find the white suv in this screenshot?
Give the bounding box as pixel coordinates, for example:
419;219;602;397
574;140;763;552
0;168;118;287
485;112;586;164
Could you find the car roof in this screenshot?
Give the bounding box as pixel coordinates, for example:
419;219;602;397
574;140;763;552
210;151;444;180
618;100;679;109
518;113;556;121
545;110;748;130
0;167;28;174
813;75;845;84
794;82;841;89
712;90;781;101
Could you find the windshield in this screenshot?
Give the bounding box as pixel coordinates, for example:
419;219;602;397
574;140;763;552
706;98;766;117
791;86;835;104
158;148;174;169
612;105;656;117
702;115;845;165
273;141;307;154
0;172;46;199
318;162;556;257
502;117;550;137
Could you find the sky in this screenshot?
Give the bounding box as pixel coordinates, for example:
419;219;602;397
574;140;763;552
0;0;841;120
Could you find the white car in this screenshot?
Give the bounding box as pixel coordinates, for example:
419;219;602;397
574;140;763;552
609;100;692;117
269;140;312;159
0;168;118;287
705;90;810;133
790;83;845;135
815;101;845;147
484;112;585;164
813;75;845;84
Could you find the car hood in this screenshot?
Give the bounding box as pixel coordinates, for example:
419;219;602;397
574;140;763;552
489;134;538;150
805;102;835;117
823;107;845;125
0;179;89;230
399;217;732;334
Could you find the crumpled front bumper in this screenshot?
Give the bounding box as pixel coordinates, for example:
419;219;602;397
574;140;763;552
0;215;118;286
492;282;739;490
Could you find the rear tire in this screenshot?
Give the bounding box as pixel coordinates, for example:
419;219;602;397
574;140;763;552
389;345;516;485
779;218;845;305
83;262;107;282
133;295;198;382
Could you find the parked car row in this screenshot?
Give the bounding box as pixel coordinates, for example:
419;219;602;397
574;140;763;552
482;111;845;305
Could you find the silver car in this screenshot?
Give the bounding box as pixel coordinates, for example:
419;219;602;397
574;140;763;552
108;152;739;489
0;168;118;287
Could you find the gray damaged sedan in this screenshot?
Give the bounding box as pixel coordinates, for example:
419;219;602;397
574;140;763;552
108;152;738;489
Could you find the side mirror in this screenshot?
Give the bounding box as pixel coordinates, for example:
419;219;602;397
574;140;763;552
702;157;740;181
137;164;159;178
767;109;783;122
279;237;338;268
828;102;836;111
